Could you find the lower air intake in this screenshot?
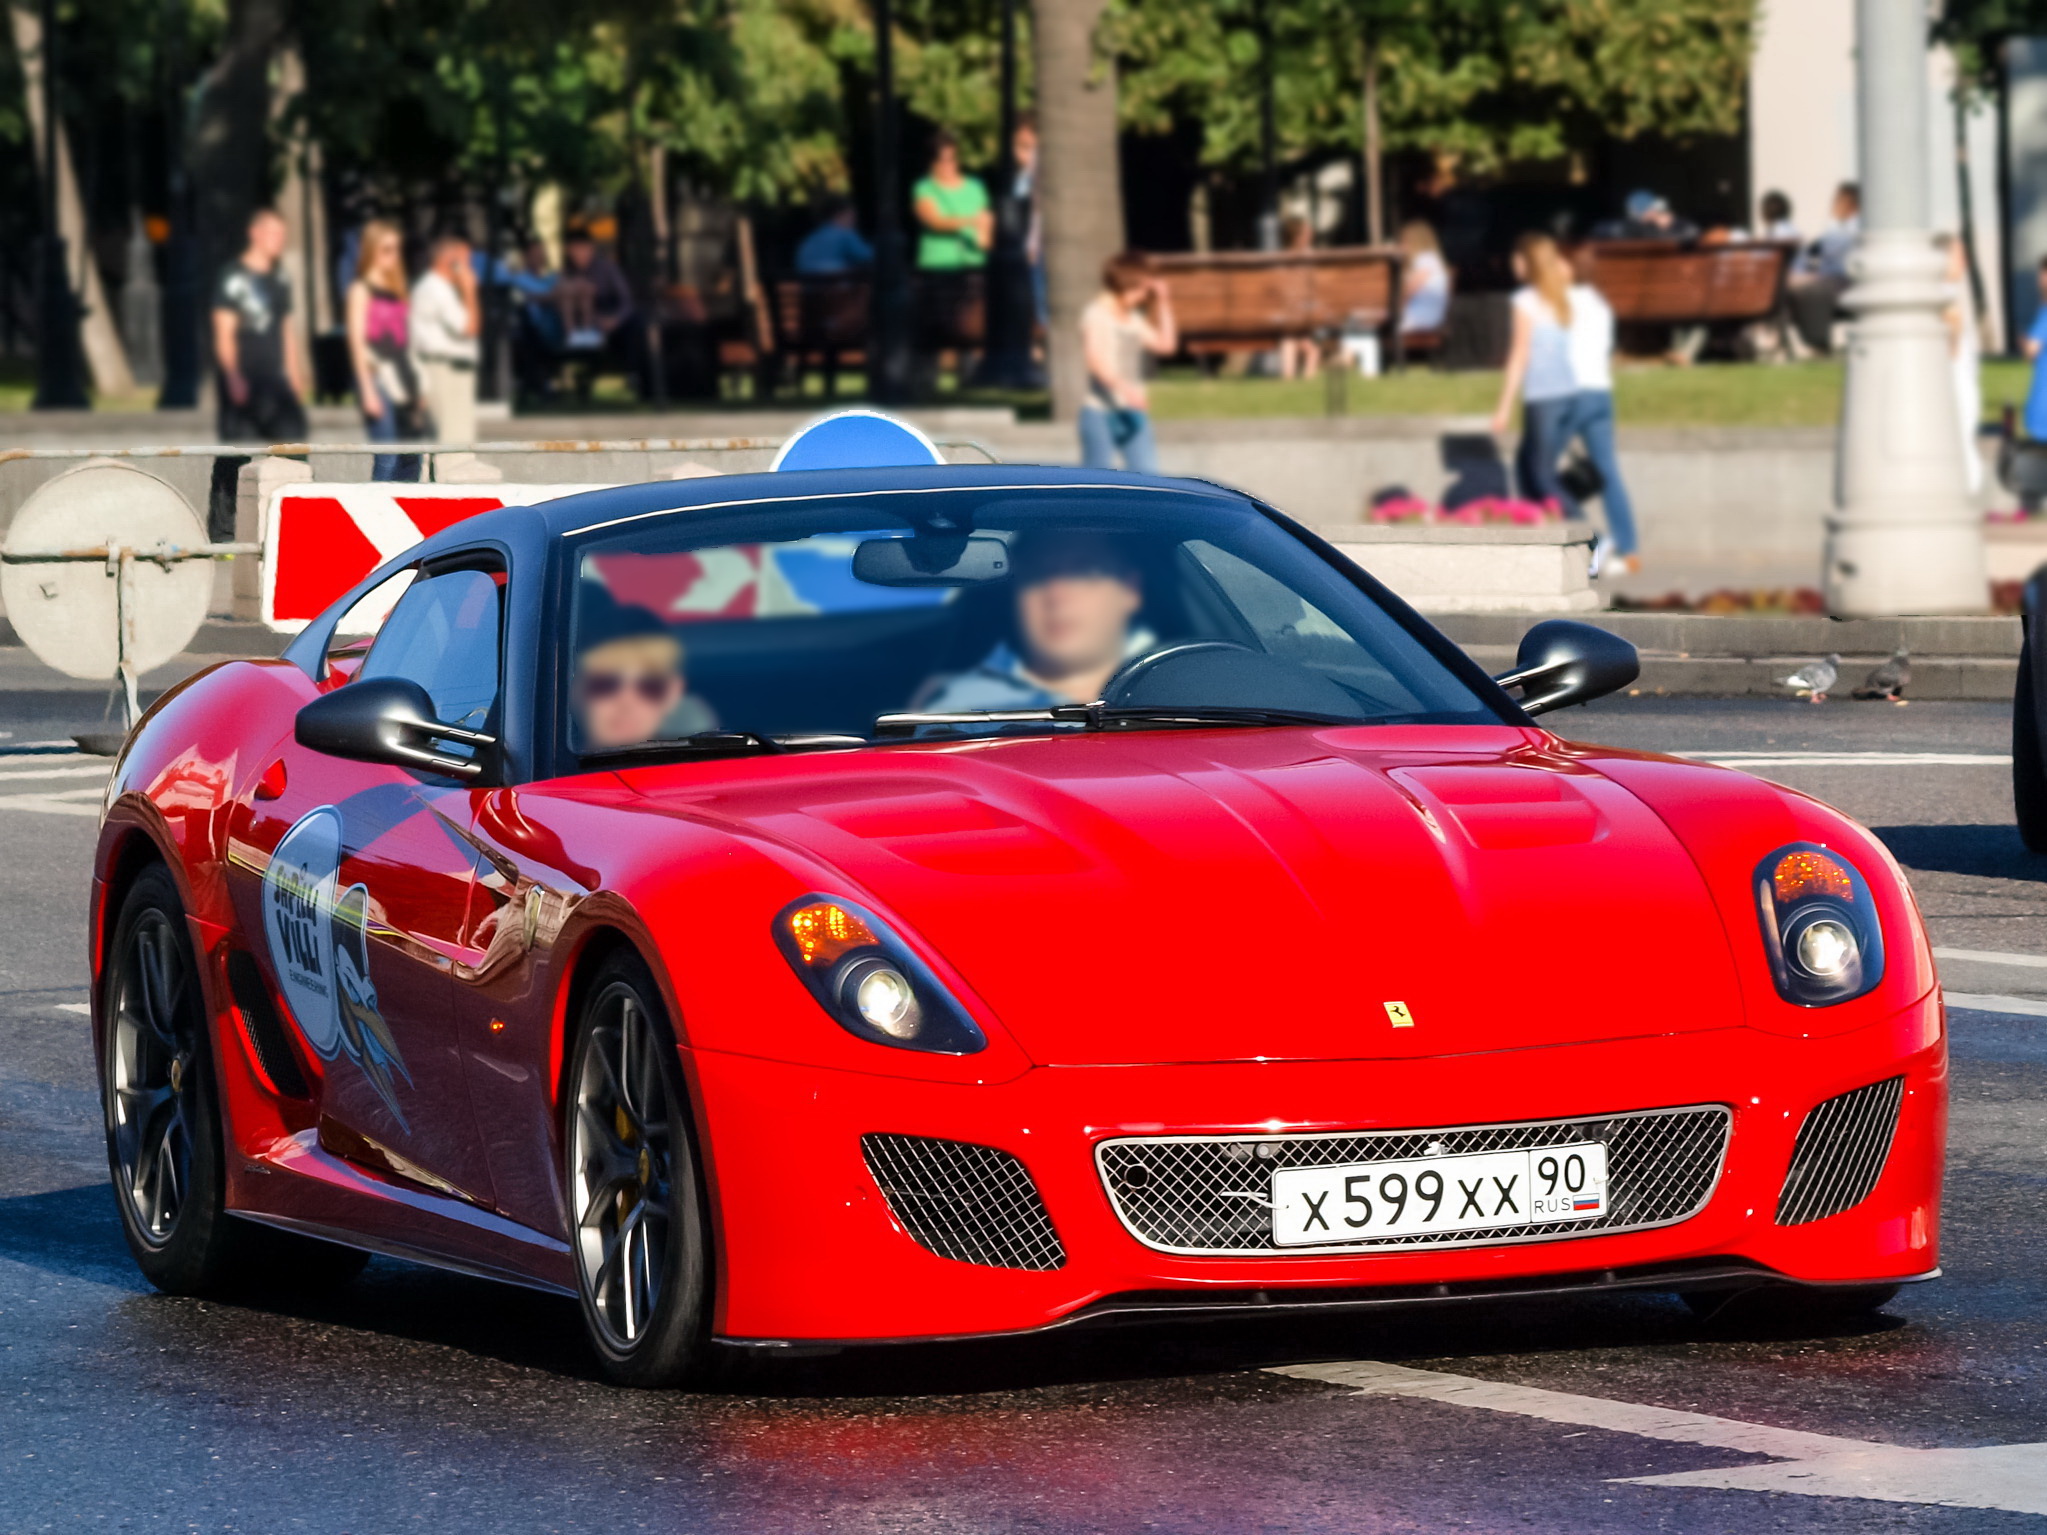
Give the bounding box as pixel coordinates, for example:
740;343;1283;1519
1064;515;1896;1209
1776;1076;1905;1226
861;1133;1067;1271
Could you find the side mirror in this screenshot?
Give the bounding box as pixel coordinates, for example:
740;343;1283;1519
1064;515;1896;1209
1492;619;1639;716
295;676;497;779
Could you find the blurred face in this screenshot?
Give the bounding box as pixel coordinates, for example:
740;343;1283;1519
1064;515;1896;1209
1015;564;1142;682
369;231;401;277
439;240;470;276
934;143;959;178
566;238;594;272
1834;192;1857;223
575;636;683;749
1015;125;1038;166
250;213;288;260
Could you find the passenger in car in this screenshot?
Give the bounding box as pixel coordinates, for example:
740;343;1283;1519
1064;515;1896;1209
573;601;718;750
917;531;1156;710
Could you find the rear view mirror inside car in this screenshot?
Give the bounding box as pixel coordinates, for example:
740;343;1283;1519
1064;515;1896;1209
853;534;1010;587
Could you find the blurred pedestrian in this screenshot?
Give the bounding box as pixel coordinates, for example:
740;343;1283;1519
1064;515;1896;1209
557;228;634;351
1397;219;1451;336
344;219;419;482
1080;251;1177;473
1595;191;1699;243
1788;182;1860;355
1560;261;1639;574
914;131;992;272
1489;233;1577;512
1757;190;1799;242
1276;216;1323;381
212;208;308;444
411;233;481;449
1937;233;1983;496
1013;114;1047;334
796;198;875;275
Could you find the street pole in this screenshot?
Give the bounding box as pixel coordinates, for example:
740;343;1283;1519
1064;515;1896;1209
1256;0;1278;251
31;0;89;409
869;0;914;403
1827;0;1983;615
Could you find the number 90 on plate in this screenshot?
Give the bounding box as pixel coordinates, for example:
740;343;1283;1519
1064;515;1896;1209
1270;1142;1608;1247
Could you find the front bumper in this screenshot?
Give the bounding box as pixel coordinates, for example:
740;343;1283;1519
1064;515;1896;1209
690;994;1945;1343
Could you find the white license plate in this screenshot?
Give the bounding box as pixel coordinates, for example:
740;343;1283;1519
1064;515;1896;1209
1270;1141;1608;1247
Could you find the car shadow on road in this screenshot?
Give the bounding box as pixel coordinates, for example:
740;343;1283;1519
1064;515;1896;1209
1870;823;2047;881
0;1185;1913;1402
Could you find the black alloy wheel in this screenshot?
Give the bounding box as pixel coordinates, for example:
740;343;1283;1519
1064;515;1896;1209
103;863;368;1295
567;953;711;1386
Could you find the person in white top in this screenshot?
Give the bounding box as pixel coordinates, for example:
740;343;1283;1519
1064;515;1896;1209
1937;232;1984;496
1558;273;1640;572
1079;251;1177;472
410;234;482;449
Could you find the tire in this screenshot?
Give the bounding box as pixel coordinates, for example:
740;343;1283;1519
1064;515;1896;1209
2015;643;2047;853
102;863;370;1296
566;952;713;1387
1680;1283;1899;1326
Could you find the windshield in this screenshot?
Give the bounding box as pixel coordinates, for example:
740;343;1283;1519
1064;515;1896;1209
559;486;1499;757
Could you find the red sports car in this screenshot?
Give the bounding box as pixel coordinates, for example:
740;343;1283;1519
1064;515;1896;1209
90;465;1944;1386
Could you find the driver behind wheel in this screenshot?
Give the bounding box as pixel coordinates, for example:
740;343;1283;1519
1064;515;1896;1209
917;530;1154;711
573;599;718;750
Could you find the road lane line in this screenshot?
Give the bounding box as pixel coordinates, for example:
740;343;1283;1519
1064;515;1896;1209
1269;1360;2047;1515
1682;752;2010;768
51;1003;89;1016
0;766;109;783
0;787;103;818
1935;947;2047;969
1943;991;2047;1018
1268;1360;1875;1459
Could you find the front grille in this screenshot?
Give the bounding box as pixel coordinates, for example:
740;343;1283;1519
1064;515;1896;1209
1776;1077;1904;1226
1097;1105;1731;1255
862;1133;1067;1271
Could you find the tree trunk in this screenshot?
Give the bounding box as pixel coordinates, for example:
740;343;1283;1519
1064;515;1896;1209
1362;33;1384;245
10;1;137;397
188;0;289;300
1033;0;1124;423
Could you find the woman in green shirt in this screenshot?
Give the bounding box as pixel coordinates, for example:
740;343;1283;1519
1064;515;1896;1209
913;131;992;271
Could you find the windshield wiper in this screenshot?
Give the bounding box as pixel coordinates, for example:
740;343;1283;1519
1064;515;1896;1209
874;704;1353;737
586;730;866;763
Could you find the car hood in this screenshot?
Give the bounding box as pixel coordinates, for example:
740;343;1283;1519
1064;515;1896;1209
619;725;1752;1067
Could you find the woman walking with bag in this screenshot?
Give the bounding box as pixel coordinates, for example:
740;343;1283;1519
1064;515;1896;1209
1489;232;1577;514
1560;262;1641;574
344;220;419;482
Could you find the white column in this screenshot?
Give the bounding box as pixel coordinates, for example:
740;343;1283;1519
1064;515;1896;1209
1826;0;1983;615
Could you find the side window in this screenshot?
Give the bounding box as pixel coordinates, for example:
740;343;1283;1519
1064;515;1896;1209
358;567;502;729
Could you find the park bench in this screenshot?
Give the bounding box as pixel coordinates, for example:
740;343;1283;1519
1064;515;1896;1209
1569;239;1797;328
1150;247;1404;365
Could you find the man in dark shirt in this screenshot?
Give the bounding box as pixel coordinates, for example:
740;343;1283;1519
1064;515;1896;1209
212;207;309;443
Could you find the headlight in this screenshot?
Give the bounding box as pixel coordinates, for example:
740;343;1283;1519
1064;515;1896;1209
1754;843;1885;1006
772;896;986;1054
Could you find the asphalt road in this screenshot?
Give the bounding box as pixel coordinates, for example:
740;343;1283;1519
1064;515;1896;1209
2;672;2045;1533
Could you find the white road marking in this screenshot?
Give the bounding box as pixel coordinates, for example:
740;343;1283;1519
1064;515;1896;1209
1623;1443;2047;1514
1269;1360;1875;1459
1269;1359;2047;1515
1935;946;2047;970
52;1003;89;1016
0;787;103;818
1944;991;2047;1018
0;765;109;783
1683;751;2010;768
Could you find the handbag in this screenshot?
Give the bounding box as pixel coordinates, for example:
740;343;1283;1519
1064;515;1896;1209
1559;449;1605;503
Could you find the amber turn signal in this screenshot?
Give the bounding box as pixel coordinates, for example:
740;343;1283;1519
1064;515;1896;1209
785;901;880;967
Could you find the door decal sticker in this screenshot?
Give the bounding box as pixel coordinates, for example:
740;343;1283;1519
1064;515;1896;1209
261;805;413;1123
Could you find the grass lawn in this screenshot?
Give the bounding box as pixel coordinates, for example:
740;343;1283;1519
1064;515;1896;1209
3;351;2035;431
1150;357;2036;429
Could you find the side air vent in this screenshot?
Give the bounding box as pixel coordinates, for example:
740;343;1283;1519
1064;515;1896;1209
226;950;310;1099
1776;1076;1904;1226
861;1133;1067;1271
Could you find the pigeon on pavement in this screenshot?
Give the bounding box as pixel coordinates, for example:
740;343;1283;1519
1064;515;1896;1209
1851;646;1911;703
1780;653;1841;704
